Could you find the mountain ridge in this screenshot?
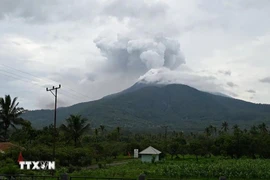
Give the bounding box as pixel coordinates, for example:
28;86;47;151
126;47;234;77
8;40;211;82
22;83;270;131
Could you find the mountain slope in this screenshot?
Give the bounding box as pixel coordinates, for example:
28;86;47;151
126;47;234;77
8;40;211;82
22;84;270;131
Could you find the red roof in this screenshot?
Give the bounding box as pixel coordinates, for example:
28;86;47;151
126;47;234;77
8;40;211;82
0;142;21;152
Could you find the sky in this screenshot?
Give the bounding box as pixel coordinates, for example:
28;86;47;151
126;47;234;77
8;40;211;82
0;0;270;110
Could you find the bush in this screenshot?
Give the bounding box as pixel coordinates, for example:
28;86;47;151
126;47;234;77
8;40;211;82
0;164;20;174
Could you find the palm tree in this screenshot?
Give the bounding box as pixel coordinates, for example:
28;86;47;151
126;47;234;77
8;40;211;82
221;121;229;132
233;124;241;136
204;127;211;137
94;128;99;142
250;125;258;135
0;124;5;141
60;114;90;147
211;125;217;136
116;126;121;141
233;124;239;130
258;123;268;134
0;95;26;141
99;125;105;136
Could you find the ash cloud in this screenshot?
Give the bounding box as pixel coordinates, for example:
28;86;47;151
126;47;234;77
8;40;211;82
137;67;226;94
94;35;185;77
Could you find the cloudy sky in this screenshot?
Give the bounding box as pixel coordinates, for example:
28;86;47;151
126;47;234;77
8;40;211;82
0;0;270;110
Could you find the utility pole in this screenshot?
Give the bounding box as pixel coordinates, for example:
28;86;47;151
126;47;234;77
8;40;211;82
161;125;168;151
46;84;61;162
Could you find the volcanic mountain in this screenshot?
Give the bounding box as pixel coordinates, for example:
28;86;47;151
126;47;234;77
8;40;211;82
22;83;270;131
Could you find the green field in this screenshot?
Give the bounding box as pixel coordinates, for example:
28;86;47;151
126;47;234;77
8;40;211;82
67;157;270;180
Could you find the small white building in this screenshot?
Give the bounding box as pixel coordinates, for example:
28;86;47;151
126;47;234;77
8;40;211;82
134;149;139;158
139;146;161;163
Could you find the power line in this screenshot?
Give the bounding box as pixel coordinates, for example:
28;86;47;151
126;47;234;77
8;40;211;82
0;63;91;99
0;71;31;83
0;68;82;102
0;65;87;100
0;64;44;81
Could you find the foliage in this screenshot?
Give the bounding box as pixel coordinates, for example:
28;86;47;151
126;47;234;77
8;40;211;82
0;95;26;141
60;115;90;147
21;84;270;131
2;94;270;180
69;159;270;179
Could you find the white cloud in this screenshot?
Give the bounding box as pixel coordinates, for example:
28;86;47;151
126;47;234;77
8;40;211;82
0;0;270;109
137;67;227;94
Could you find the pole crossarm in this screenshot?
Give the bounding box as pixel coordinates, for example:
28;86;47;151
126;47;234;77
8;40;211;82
46;85;61;96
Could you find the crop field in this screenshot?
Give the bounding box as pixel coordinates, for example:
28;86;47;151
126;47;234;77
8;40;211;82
69;158;270;180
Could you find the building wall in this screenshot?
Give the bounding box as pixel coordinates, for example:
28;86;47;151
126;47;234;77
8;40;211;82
141;154;159;163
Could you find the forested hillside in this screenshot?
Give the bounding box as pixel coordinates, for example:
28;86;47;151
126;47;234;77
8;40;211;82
22;84;270;131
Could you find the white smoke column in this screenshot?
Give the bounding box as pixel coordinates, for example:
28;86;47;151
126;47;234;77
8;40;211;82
94;35;185;75
140;50;164;69
137;67;227;94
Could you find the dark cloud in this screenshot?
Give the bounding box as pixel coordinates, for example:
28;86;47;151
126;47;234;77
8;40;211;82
227;82;237;87
260;77;270;84
247;89;256;93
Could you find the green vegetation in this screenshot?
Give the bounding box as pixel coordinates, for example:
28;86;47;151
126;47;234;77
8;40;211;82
70;159;270;179
1;94;270;180
60;115;90;147
0;95;26;141
22;84;270;131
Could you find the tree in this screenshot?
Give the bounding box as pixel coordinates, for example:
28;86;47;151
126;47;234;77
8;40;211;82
189;140;205;161
221;121;229;132
258;123;268;134
116;126;121;141
205;125;217;137
233;124;240;135
99;125;105;135
168;141;180;159
0;95;26;141
249;125;258;135
94;128;99;142
60;114;90;147
204;127;211;137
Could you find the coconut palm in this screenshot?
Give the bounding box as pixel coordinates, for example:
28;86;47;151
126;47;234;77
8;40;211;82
99;125;105;136
60;114;90;147
258;123;268;134
0;95;26;141
221;121;229;132
94;128;99;142
204;127;211;137
233;124;241;136
250;125;258;135
116;126;121;141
